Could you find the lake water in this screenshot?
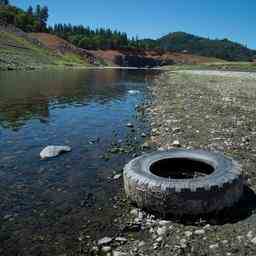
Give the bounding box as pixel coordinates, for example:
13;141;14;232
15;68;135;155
0;68;158;255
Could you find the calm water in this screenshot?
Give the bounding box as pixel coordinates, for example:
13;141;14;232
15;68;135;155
0;68;157;255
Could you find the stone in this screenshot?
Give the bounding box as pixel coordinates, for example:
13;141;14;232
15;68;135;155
247;231;253;239
172;140;181;147
101;246;112;253
172;127;181;133
128;90;140;95
126;123;133;128
156;236;163;242
40;145;71;159
97;237;113;246
251;237;256;244
158;220;170;226
209;243;219;250
115;237;127;243
113;251;127;256
130;208;139;216
141;142;150;149
113;174;122;180
184;231;193;237
194;229;205;235
157;226;167;236
138;241;146;247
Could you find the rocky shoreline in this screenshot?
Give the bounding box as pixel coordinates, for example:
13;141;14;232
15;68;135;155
86;70;256;255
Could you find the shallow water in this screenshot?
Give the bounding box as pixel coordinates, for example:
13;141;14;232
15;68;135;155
0;68;158;255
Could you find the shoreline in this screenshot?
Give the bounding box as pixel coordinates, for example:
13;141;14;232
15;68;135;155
85;70;256;255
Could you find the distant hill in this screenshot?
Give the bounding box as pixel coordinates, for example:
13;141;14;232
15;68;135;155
156;32;256;61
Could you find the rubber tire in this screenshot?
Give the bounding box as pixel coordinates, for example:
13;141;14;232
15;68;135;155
123;149;244;216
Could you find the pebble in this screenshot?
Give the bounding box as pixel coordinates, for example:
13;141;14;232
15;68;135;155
209;243;219;250
130;208;139;216
156;236;163;242
113;174;122;180
141;142;150;149
172;140;181;147
113;251;127;256
101;246;112;253
97;237;113;246
157;226;167;236
158;220;170;226
126;123;133;127
247;230;253;239
194;229;205;235
138;241;146;247
115;237;127;243
251;237;256;244
184;231;193;237
172;127;181;133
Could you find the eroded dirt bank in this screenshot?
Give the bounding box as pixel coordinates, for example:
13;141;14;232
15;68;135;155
87;70;256;256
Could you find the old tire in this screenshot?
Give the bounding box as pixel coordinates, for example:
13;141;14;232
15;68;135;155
123;149;244;216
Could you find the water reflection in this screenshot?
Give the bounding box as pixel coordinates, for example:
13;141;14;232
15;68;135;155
0;69;148;130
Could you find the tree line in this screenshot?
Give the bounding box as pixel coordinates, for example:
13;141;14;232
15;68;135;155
48;24;158;50
0;1;157;50
1;1;255;60
0;1;48;32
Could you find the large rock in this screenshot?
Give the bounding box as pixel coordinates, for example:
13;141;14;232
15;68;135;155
40;145;71;159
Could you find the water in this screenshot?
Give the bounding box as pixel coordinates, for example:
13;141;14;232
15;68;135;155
0;68;158;255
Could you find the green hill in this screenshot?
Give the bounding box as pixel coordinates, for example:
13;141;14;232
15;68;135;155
0;26;93;71
156;32;256;61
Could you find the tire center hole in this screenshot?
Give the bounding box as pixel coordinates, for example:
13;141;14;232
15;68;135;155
150;158;214;179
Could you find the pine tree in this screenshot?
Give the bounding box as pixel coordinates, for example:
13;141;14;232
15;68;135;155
27;6;33;16
0;0;9;5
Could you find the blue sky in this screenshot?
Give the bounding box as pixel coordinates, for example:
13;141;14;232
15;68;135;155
12;0;255;49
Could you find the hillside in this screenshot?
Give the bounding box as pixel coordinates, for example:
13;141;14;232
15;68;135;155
157;32;256;61
0;25;94;71
89;49;224;67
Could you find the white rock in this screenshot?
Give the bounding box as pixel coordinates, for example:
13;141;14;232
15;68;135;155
126;123;133;128
113;251;127;256
180;238;186;244
184;231;193;237
156;236;163;242
130;208;139;216
237;235;243;242
247;231;253;239
128;90;140;95
101;246;112;253
157;226;167;236
97;237;113;246
138;241;146;247
203;224;211;230
222;240;228;244
158;220;170;226
194;229;205;235
115;237;127;243
209;243;219;250
251;237;256;244
172;140;181;147
40;145;71;159
113;174;122;180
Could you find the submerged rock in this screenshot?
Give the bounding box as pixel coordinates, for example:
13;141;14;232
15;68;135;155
128;90;140;95
40;145;71;159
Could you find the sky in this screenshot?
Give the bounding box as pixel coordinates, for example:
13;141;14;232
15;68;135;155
11;0;256;49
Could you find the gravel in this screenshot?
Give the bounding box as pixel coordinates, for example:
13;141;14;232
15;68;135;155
86;70;256;255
